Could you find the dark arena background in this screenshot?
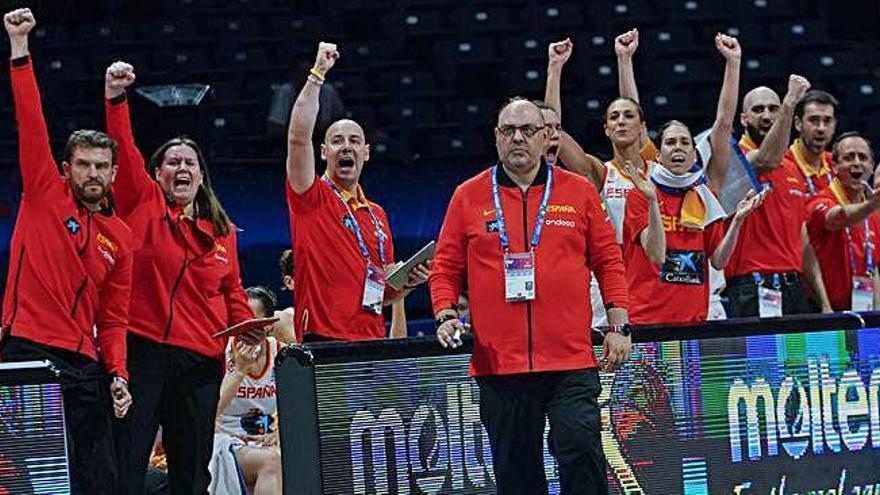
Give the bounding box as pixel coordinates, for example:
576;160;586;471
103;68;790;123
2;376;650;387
2;0;880;494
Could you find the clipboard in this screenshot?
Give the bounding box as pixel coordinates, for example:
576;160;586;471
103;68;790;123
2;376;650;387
211;317;280;339
386;241;436;290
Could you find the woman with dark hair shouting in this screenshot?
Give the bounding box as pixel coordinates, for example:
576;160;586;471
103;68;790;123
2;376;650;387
103;61;255;494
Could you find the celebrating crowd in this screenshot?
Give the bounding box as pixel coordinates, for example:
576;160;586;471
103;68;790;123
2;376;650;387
1;6;879;495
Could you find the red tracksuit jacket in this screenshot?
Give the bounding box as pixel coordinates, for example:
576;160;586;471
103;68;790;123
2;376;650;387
105;94;252;361
2;56;133;379
430;164;629;376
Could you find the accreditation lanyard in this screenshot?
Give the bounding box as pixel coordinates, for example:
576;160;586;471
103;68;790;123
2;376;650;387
491;165;554;251
804;172;834;196
491;165;553;301
323;177;387;266
844;220;874;277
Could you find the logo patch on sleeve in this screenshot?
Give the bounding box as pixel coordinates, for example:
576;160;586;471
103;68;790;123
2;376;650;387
63;217;81;235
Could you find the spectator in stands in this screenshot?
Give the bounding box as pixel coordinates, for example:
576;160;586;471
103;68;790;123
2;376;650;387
103;62;259;494
285;42;429;342
0;10;132;494
267;60;345;140
210;286;282;495
621;127;763;324
807;132;880;311
431;97;631;494
724;76;833;316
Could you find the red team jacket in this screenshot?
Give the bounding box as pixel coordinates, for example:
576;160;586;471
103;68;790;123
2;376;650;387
2;57;133;379
105;94;252;361
431;164;629;376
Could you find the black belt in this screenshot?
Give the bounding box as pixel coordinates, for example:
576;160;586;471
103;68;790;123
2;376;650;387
727;271;801;288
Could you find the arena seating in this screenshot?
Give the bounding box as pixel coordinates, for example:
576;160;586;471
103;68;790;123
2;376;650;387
1;0;879;322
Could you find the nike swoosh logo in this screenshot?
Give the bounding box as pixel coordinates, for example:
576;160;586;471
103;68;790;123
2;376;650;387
483;209;494;216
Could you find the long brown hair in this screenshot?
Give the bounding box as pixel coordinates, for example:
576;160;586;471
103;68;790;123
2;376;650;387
147;136;231;236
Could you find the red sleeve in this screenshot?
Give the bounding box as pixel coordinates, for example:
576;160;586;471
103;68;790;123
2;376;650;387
10;56;60;197
430;186;469;313
584;181;629;310
105;94;155;217
806;195;835;241
220;228;255;326
623;189;650;246
285;175;327;215
704;220;726;257
95;237;133;380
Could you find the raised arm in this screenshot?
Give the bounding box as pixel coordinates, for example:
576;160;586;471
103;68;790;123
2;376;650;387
711;190;763;269
622;160;665;265
6;9;58;196
286;42;339;194
749;75;810;174
545;38;606;188
706;34;742;191
614;28;649;147
103;61;156;216
544;38;572;120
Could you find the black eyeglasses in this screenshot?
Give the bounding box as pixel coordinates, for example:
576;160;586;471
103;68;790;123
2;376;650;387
497;125;543;138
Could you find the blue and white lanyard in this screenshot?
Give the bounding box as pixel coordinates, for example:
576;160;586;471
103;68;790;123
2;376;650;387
490;165;554;252
323;177;387;266
805;172;833;196
844;220;874;277
753;272;781;289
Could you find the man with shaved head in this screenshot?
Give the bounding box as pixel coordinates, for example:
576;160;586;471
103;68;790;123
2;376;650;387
285;42;429;341
739;86;781;153
431;97;631;494
723;76;833;316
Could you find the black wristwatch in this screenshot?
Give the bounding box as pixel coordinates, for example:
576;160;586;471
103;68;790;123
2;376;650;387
603;324;632;337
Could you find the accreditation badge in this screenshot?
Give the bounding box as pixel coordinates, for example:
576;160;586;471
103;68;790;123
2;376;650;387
504;252;536;302
758;286;783;318
361;263;386;315
852;276;875;312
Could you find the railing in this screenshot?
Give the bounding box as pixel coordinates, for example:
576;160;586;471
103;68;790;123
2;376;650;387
277;312;880;494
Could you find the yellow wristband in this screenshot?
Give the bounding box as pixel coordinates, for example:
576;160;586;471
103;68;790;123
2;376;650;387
309;67;325;82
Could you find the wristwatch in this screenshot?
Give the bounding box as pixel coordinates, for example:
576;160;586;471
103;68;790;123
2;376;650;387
434;313;459;329
603;324;632;337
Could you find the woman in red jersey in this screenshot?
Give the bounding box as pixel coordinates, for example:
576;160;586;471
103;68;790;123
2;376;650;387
622;120;764;324
103;61;255;494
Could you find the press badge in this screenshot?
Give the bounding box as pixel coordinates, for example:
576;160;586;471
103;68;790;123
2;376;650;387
852;276;875;312
362;263;386;315
504;252;535;302
758;286;783;318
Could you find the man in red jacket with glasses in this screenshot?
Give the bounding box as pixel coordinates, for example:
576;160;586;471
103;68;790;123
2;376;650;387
431;98;631;494
0;8;133;494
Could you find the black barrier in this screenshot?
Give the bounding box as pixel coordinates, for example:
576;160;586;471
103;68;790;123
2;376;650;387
276;313;880;494
0;361;70;494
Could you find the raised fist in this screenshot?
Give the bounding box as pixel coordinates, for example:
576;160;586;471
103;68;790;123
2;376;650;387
614;28;639;58
4;8;35;38
715;33;741;61
105;61;136;99
313;41;339;77
785;74;811;105
548;38;573;67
